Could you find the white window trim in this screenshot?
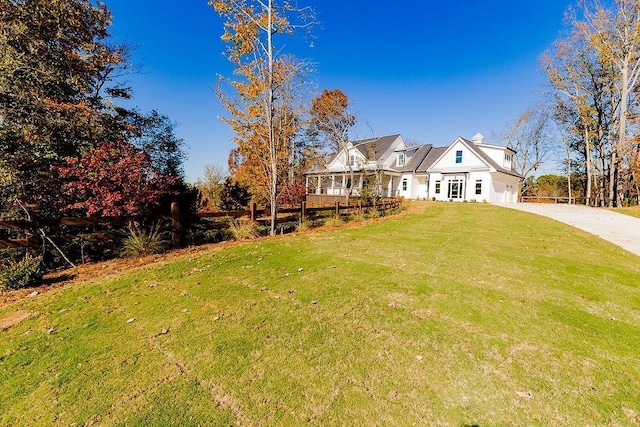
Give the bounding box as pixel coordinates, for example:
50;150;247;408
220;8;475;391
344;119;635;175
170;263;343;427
397;153;405;167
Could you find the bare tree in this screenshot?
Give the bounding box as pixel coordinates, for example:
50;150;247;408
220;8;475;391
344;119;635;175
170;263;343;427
501;108;556;197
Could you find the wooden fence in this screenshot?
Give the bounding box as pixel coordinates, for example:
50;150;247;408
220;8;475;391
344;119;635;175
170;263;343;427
521;196;588;204
0;198;402;250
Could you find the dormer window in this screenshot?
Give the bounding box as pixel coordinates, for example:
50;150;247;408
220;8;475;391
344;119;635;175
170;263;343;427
455;150;463;164
397;153;405;167
349;154;355;166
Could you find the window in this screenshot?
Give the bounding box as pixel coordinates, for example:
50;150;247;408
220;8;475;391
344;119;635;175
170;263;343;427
505;153;511;162
455;150;463;164
397;153;405;167
475;179;482;195
402;179;407;191
349;155;355;166
447;179;464;199
435;180;441;194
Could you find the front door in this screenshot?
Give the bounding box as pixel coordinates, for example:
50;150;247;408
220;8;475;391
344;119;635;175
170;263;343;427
447;179;464;200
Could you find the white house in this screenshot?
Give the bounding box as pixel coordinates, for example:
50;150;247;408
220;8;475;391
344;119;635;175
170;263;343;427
305;133;522;203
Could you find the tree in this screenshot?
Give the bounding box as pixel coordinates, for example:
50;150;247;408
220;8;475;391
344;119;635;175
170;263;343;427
196;164;228;210
580;0;640;206
218;177;251;211
542;2;635;206
0;0;132;216
55;141;177;217
211;0;314;236
549;0;640;206
501;108;555;198
127;110;186;177
310;89;357;203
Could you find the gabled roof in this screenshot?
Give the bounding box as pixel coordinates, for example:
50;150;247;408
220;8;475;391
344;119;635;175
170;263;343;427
461;138;522;178
424;137;522;178
352;134;401;161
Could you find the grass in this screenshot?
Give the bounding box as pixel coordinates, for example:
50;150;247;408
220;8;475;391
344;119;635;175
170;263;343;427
1;202;639;425
611;206;640;218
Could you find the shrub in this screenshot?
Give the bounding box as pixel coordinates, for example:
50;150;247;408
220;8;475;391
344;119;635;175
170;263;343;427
228;219;258;241
1;253;45;291
121;223;170;257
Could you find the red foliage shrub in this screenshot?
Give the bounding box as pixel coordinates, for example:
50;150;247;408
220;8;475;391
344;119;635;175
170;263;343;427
55;141;178;216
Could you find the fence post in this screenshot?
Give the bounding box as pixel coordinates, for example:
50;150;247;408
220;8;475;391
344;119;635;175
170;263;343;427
335;200;340;217
250;202;257;222
383;200;387;216
301;201;306;222
358;200;362;216
171;202;180;248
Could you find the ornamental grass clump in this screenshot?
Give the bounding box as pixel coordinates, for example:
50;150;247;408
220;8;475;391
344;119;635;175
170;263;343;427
228;219;258;241
324;215;344;227
121;222;170;257
295;218;311;232
349;212;366;222
0;253;45;291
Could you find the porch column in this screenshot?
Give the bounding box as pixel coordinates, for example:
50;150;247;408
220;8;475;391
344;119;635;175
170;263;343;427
316;176;321;195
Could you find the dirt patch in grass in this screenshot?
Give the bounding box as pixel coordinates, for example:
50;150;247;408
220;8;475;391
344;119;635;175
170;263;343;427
0;310;33;331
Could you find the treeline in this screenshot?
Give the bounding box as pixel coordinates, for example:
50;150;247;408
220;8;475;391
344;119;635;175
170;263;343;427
0;1;196;221
543;0;640;207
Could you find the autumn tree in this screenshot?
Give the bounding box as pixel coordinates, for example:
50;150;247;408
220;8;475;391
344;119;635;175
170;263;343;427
211;0;314;235
580;0;640;205
545;0;640;206
0;0;132;216
310;89;357;203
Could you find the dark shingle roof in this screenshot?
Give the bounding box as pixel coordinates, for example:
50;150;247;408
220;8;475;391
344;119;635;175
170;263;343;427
353;134;401;161
398;144;432;172
415;146;448;173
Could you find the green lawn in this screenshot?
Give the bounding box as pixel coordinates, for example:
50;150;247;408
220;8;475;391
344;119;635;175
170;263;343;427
1;202;639;426
612;206;640;218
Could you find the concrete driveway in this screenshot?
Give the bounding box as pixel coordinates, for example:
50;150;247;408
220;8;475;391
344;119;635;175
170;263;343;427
504;203;640;257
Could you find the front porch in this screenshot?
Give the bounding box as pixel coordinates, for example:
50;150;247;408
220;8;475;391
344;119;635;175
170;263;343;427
305;172;399;198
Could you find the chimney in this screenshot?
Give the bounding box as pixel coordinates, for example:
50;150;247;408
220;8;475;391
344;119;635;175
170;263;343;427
471;133;485;144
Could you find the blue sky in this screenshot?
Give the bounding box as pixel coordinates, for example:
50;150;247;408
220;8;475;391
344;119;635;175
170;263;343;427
106;0;572;181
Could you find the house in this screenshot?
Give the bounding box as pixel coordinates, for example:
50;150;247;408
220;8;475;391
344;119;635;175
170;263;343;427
305;133;522;203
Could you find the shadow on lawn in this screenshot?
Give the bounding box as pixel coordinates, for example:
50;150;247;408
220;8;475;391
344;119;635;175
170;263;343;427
41;273;75;285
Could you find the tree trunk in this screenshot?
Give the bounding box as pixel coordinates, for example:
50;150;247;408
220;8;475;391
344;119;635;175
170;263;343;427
566;143;573;204
584;127;592;205
267;0;277;236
